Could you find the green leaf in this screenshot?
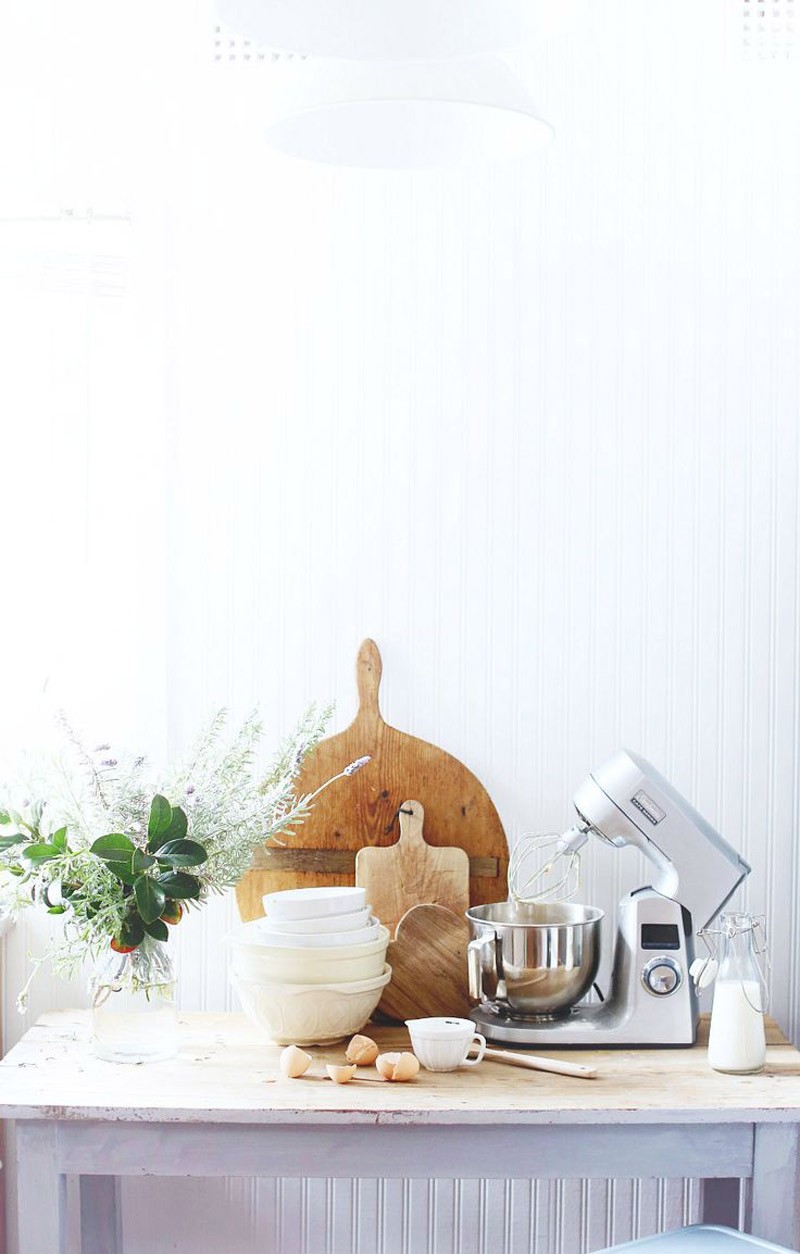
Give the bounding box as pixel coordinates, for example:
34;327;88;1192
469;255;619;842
47;904;67;915
51;827;68;852
134;875;166;924
163;805;188;843
148;805;189;852
147;795;173;849
156;871;201;900
104;861;137;886
143;917;169;942
91;833;136;862
0;833;28;850
23;842;60;864
156;839;207;868
0;810;11;825
118;914;145;948
132;849;156;873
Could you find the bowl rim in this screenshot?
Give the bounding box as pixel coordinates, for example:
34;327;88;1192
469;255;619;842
466;902;605;928
230;962;393;996
251;917;382;948
226;921;390;957
258;905;373;935
261;885;367;920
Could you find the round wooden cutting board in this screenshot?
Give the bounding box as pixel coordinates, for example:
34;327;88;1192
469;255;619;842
378;903;473;1022
235;639;508;922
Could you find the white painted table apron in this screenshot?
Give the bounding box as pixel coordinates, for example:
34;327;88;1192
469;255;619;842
2;1013;799;1254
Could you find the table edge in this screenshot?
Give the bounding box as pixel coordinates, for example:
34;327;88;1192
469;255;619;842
2;1106;798;1126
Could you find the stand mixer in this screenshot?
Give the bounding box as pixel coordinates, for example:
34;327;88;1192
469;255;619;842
468;750;751;1047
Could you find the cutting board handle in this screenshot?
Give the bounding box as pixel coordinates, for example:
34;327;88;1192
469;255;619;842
356;638;383;720
398;800;426;847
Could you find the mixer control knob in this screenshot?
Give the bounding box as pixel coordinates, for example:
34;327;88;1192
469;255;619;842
642;956;682;997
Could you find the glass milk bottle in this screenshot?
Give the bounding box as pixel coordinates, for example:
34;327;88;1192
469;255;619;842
707;913;767;1075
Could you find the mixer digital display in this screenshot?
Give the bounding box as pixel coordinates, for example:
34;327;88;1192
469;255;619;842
640;923;681;950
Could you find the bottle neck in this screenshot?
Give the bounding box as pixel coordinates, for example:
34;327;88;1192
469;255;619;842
717;913;763;985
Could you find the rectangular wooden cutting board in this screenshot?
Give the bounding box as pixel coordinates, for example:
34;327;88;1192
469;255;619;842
235;639;508;921
355;799;469;937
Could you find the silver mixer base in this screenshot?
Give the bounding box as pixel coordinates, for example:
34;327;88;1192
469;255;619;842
470;1003;697;1048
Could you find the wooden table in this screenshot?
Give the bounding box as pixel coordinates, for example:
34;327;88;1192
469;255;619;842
1;1013;799;1254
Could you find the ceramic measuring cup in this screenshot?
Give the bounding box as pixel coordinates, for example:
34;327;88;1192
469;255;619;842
406;1017;487;1072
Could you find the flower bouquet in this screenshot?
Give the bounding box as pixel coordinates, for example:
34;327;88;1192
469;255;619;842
0;708;366;1060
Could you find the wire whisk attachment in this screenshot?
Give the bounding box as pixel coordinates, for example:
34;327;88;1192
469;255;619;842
509;824;590;904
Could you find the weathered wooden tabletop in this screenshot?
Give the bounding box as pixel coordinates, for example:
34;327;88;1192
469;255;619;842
0;1011;798;1126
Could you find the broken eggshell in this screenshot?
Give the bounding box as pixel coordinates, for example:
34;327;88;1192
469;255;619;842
345;1034;379;1065
327;1063;358;1085
279;1044;313;1078
375;1051;420;1082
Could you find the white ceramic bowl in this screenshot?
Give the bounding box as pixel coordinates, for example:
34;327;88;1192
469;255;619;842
254;918;381;948
227;921;390;984
262;886;367;921
259;906;372;935
231;965;392;1046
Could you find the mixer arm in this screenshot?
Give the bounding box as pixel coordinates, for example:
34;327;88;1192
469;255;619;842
595;823;680;901
575;792;680;901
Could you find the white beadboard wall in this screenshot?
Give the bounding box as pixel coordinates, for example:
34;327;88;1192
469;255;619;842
1;1;800;1251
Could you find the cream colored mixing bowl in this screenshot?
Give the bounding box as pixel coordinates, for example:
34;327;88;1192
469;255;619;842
231;965;392;1046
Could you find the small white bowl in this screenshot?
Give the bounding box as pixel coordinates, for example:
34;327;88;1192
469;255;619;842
260;906;372;935
262;886;366;921
253;918;381;948
231;964;392;1046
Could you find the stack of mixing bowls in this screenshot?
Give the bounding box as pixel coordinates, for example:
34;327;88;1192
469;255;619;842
228;886;391;1045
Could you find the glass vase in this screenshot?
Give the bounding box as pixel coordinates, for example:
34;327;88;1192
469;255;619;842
90;938;178;1063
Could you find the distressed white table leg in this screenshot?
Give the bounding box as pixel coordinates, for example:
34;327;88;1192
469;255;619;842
80;1175;122;1254
750;1123;800;1249
16;1121;67;1254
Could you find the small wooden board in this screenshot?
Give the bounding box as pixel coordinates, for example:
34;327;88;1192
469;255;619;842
379;904;472;1022
236;639;508;922
356;800;469;937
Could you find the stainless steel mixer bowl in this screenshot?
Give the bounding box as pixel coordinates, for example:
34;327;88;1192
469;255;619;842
466;900;604;1018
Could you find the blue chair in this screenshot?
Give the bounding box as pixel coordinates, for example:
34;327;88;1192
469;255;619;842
595;1226;798;1252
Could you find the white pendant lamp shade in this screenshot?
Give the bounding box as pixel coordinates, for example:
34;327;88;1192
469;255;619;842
217;0;539;60
264;58;553;169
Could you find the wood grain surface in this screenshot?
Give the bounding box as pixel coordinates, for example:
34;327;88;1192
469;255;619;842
356;800;469;937
1;1012;798;1124
236;639;508;922
378;904;472;1022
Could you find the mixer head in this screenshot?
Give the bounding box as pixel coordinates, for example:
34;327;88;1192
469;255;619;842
509;824;589;904
573;750;751;931
511;751;750;928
